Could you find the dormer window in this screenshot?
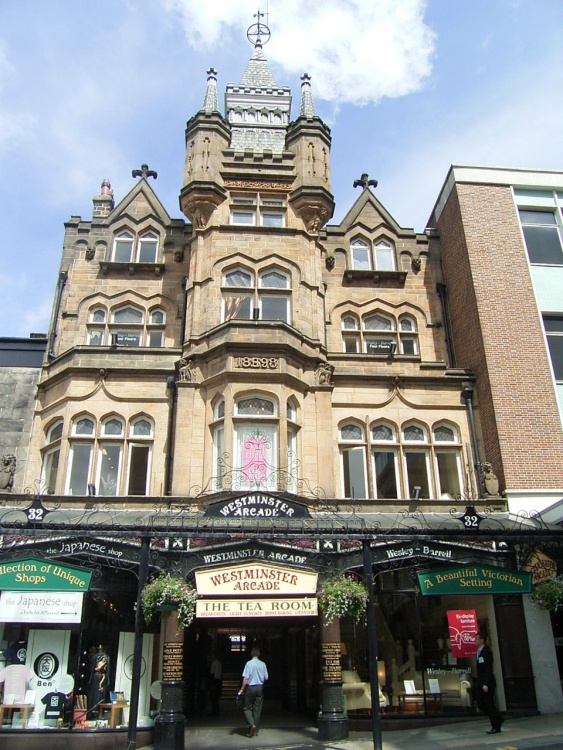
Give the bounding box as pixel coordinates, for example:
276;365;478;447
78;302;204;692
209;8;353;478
111;229;160;263
350;237;396;271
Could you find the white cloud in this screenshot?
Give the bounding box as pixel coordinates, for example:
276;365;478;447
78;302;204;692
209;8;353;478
161;0;435;105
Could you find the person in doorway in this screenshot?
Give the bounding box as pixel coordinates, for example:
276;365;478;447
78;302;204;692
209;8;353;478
208;652;222;716
475;630;504;734
238;646;268;738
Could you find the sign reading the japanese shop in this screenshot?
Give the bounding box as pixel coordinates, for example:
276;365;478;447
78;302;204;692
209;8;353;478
0;558;92;591
196;598;317;618
0;590;83;623
204;492;310;519
417;565;531;595
321;643;342;682
195;562;318;596
447;610;478;657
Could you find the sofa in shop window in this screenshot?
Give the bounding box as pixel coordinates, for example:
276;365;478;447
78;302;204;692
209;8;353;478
341;670;389;712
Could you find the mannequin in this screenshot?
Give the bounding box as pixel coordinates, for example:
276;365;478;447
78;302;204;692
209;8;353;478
87;645;110;716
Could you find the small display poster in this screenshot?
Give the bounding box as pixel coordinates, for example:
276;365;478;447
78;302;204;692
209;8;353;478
162;643;183;681
447;609;478;657
321;642;342;682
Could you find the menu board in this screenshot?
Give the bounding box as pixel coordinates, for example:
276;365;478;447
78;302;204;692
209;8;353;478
321;642;342;682
162;642;184;681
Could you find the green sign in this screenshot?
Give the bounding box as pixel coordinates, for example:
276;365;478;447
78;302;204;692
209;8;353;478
417;565;531;596
0;558;92;591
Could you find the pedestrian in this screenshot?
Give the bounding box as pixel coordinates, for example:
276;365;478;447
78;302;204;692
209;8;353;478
475;630;504;734
238;646;268;738
208;652;222;716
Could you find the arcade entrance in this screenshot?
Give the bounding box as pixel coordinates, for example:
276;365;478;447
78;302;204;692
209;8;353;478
184;618;319;722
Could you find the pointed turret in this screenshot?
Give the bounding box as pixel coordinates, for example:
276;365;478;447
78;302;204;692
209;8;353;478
225;35;291;155
287;74;334;232
201;67;220;114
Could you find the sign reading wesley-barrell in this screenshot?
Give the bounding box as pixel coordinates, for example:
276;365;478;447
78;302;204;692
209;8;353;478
418;565;531;596
196;562;318;596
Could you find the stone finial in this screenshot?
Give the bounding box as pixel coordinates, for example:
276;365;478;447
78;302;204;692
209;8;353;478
299;73;317;119
353;173;378;190
132;164;157;180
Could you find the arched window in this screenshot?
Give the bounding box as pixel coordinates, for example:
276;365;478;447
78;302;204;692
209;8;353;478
339;422;367;499
41;420;64;494
350;238;371;270
432;423;462;498
350;237;396;271
402;422;431;499
111;229;160;263
64;413;154;496
86;304;167;348
399;315;419;355
222;266;291;323
234;396;278;489
371;421;399;499
374;240;395;271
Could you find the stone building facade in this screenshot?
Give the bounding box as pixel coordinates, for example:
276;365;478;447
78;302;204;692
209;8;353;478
2;34;562;738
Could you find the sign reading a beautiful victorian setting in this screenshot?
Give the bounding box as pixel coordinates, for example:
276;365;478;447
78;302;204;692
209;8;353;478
418;565;531;595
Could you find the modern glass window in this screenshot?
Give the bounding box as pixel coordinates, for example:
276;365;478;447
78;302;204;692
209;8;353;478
112;229;160;263
340;423;368;499
41;420;64;494
544;316;563;420
350;237;396;271
519;209;563;265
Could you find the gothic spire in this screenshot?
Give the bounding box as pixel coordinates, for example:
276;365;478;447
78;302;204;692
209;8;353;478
201;67;219;113
239;38;277;88
299;73;317;119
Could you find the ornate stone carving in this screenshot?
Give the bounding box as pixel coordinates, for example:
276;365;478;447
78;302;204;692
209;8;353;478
411;257;422;271
0;454;16;492
178;358;197;382
298;204;329;233
224;179;290;191
481;462;500;497
315;362;333;385
234;356;278;369
325;255;335;270
185;200;218;229
85;246;95;261
174;248;184;262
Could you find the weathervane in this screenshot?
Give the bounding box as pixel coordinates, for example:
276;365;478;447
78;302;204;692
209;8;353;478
247;8;271;46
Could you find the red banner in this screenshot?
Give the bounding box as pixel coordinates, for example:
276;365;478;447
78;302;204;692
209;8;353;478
447;610;478;657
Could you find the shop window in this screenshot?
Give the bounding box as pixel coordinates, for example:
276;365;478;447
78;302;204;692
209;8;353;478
40;420;64;494
222;266;291;323
339;423;368;499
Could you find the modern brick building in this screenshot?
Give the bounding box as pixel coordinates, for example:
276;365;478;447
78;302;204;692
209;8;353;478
1;29;562;742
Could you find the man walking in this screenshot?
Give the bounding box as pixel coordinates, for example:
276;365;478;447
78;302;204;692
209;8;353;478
238;646;268;738
475;630;504;734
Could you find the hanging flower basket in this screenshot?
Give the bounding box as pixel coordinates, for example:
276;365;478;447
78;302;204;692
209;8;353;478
529;575;563;613
141;573;198;629
318;575;369;625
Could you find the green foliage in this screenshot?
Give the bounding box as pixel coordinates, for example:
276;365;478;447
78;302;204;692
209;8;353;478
529;575;563;613
317;575;369;625
141;573;198;629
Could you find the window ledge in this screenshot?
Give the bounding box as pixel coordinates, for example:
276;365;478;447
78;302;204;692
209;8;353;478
344;269;407;285
100;261;165;276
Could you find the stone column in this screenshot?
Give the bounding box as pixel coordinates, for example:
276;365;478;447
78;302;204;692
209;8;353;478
317;612;348;740
153;609;185;750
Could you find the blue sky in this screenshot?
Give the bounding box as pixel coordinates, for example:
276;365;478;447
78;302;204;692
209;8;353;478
1;0;562;337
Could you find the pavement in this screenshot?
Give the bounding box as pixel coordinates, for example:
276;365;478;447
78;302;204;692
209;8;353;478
144;709;563;750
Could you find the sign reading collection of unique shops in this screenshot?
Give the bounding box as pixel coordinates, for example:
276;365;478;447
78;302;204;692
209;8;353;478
417;564;531;596
0;558;92;623
195;561;318;618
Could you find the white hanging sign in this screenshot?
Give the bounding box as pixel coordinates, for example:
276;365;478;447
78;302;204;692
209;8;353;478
0;591;83;623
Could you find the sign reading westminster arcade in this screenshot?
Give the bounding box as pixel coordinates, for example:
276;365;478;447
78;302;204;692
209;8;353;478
203;492;311;519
